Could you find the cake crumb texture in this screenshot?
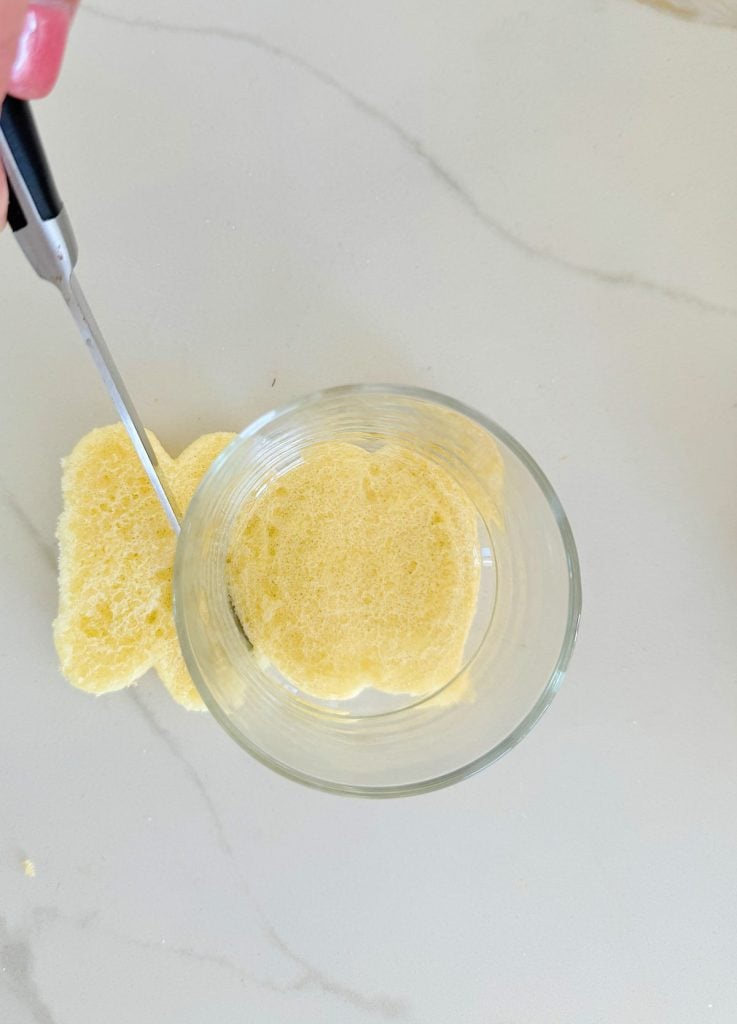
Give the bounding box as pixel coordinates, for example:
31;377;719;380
54;424;235;710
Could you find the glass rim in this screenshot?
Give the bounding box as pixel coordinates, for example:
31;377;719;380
174;383;582;798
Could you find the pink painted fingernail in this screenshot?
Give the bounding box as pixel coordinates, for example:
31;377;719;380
10;2;75;100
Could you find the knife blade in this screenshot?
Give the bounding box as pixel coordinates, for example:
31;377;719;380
0;97;181;533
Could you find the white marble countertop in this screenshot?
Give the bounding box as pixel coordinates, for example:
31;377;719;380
2;1;737;1021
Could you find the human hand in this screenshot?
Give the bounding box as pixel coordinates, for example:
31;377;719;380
1;0;78;227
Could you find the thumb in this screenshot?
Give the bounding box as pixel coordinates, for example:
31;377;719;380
0;1;27;95
8;0;79;100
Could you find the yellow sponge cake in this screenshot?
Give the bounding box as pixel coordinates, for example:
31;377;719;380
55;429;482;709
227;442;480;700
54;425;234;710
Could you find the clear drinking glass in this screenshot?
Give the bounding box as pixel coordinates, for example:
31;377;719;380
174;385;581;797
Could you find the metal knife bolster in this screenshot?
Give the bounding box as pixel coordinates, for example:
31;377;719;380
15;205;78;284
0;115;78;283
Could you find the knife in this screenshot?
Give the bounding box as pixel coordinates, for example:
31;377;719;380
0;97;182;533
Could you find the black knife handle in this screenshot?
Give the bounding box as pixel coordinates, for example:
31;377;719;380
1;96;63;231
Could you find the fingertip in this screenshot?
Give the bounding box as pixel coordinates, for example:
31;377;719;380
9;2;77;100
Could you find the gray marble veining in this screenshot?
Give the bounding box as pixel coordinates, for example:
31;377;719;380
0;913;58;1024
84;4;737;318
